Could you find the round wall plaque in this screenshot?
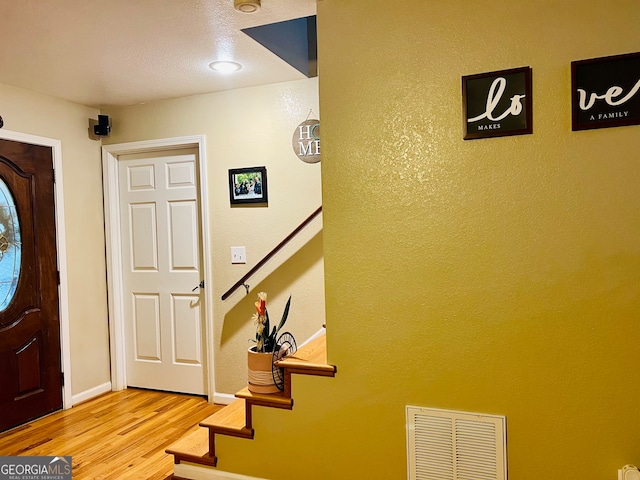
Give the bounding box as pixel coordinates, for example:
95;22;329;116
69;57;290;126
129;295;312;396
292;119;320;163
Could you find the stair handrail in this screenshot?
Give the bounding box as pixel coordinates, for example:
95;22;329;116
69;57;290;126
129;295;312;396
221;206;323;300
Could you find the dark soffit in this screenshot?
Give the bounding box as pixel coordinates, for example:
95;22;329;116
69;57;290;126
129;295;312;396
242;15;317;78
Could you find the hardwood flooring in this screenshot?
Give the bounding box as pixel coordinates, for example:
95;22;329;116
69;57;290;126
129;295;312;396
0;388;223;479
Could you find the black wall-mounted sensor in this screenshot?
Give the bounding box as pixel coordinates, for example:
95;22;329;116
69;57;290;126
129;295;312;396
94;115;111;137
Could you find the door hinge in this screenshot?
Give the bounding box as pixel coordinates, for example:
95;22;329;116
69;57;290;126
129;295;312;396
60;372;64;386
57;271;60;285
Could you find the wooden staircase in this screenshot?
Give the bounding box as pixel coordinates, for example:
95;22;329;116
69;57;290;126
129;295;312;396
166;333;336;470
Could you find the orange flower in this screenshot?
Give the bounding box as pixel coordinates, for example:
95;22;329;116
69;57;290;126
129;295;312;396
251;291;290;353
255;292;267;315
255;300;265;315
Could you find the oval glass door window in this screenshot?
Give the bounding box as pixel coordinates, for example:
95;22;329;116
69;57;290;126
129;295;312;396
0;178;21;311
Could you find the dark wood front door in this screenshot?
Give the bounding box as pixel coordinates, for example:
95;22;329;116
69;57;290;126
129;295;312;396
0;138;62;432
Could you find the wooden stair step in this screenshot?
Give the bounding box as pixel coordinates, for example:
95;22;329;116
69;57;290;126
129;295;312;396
276;333;336;377
168;332;337;476
165;427;217;467
235;386;293;409
199;399;253;439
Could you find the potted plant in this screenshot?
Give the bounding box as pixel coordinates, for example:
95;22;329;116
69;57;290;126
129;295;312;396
247;292;291;393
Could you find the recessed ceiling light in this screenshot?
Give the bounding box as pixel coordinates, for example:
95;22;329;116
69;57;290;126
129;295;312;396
234;0;261;13
209;61;242;73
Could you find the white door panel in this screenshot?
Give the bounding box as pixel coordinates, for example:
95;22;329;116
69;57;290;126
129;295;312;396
172;294;202;364
168;201;199;270
133;293;161;361
128;164;155;190
119;149;205;395
130;203;158;270
167;161;195;187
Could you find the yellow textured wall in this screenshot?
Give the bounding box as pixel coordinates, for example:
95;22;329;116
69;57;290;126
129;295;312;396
216;1;640;479
320;1;640;479
103;78;324;395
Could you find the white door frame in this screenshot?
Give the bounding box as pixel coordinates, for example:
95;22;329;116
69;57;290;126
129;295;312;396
0;129;72;409
102;135;215;401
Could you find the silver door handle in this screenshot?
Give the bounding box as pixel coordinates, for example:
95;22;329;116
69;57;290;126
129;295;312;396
192;280;204;292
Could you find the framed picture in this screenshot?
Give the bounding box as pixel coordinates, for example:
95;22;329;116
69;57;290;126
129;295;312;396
228;166;268;205
462;66;533;140
571;51;640;131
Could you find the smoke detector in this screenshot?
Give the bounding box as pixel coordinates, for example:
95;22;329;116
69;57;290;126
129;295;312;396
234;0;261;13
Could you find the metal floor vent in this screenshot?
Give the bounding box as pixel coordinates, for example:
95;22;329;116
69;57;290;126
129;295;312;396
406;406;507;480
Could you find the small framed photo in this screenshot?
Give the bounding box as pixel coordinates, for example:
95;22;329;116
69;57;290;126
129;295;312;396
228;166;268;205
462;66;533;140
571;51;640;131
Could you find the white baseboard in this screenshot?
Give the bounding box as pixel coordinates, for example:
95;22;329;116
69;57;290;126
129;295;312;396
213;392;236;405
299;327;326;348
175;463;266;480
71;382;112;406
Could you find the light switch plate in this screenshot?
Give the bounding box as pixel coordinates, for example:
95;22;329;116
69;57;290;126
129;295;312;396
231;246;246;264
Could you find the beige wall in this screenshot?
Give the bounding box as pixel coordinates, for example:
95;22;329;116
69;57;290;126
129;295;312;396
0;82;111;397
0;76;323;403
103;77;324;395
210;1;640;480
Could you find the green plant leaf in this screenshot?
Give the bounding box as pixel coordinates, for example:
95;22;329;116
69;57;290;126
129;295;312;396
263;326;277;352
275;295;292;335
264;311;270;342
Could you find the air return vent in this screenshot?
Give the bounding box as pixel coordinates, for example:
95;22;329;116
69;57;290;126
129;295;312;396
406;406;507;480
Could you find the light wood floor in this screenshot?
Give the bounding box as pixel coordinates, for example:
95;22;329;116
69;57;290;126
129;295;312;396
0;388;223;479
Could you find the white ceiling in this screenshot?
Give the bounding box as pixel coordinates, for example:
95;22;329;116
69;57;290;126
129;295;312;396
0;0;317;108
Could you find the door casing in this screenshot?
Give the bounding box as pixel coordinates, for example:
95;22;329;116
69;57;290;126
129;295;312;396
102;136;215;402
0;129;72;410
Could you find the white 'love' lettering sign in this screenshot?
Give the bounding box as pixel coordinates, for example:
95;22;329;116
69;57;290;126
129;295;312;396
467;77;527;123
462;66;532;140
572;51;640;131
577;79;640;110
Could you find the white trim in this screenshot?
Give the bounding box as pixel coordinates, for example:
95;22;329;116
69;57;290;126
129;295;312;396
299;327;326;348
102;145;126;390
0;129;72;410
102;136;215;401
70;381;112;406
213;392;236;405
175;463;267;480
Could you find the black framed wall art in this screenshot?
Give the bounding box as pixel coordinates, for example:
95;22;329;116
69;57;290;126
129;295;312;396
462;66;533;140
228;166;268;205
571;51;640;131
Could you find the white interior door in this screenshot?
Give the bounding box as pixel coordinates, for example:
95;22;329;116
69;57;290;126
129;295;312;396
118;148;206;395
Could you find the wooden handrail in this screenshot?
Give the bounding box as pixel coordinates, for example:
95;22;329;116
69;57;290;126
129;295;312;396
221;206;322;300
